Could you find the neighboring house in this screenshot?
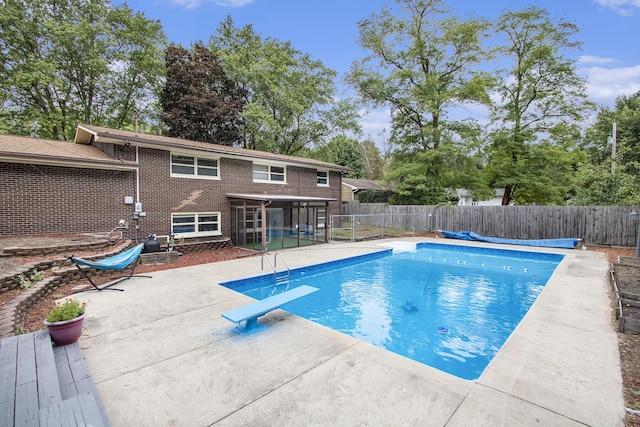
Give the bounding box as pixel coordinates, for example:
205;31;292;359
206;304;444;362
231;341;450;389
341;178;386;202
0;125;349;250
456;188;506;206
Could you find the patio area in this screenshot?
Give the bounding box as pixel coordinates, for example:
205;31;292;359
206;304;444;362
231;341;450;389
78;238;625;426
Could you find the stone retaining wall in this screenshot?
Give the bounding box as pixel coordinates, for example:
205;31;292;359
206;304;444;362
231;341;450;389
0;241;131;293
171;237;233;254
2;238;117;257
0;240;134;338
0;238;234;338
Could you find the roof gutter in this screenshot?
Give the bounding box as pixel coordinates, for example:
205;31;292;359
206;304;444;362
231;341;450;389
0;154;138;171
76;126;350;173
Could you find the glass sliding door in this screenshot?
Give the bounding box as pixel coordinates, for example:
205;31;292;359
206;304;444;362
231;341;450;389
230;199;329;250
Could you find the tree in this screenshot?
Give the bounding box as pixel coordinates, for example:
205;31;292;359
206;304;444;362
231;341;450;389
209;16;360;155
311;135;365;178
346;0;493;203
572;91;640;205
359;139;385;180
0;0;166;140
485;6;592;205
160;43;246;145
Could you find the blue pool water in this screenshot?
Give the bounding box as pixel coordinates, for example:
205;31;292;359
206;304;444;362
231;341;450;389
221;242;564;380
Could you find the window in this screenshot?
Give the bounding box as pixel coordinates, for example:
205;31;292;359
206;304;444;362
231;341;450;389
171;154;219;179
171;212;220;237
253;163;285;183
317;208;326;229
317;170;329;186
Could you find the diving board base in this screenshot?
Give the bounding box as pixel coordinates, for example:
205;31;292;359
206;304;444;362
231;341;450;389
231;319;268;334
222;285;319;332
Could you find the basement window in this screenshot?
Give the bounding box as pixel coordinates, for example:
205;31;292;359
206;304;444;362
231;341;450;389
171;212;221;237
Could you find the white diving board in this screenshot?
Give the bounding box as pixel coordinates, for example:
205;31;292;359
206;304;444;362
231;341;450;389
222;285;319;331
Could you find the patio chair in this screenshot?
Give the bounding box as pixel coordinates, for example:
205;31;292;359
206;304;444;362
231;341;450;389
69;243;151;291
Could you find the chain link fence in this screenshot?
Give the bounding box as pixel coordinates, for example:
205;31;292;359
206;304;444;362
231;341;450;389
330;213;433;242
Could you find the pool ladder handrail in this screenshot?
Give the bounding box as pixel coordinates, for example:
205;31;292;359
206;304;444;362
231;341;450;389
261;251;291;285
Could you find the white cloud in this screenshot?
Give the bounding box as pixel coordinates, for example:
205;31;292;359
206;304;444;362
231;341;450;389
171;0;254;9
579;63;640;105
577;55;620;65
171;0;201;9
593;0;640;16
214;0;255;6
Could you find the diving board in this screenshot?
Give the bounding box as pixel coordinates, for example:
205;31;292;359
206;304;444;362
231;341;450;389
222;285;319;331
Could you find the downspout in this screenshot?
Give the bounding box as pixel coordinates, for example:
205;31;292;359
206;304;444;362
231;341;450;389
135;145;140;203
261;200;271;251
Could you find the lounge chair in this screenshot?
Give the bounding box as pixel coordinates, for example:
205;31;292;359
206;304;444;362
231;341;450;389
69;243;151;291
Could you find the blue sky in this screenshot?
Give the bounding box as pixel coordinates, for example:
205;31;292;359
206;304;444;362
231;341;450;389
119;0;640;141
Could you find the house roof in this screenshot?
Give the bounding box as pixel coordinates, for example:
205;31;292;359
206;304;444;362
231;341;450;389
342;178;385;191
0;133;138;170
75;125;350;173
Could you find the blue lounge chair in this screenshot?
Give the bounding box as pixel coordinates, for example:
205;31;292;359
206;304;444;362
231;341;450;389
69;243;151;291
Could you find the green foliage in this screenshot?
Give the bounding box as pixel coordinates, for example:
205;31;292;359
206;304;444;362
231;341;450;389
571;166;640;206
385;150;459;205
0;0;166;139
358;189;394;203
347;0;492;151
311;135;365;177
573;91;640;205
210;16;360;155
487;6;592;205
347;0;494;204
45;298;86;323
18;269;45;290
18;274;32;290
160;43;246;145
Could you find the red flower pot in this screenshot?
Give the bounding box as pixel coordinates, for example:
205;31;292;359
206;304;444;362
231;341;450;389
44;313;86;346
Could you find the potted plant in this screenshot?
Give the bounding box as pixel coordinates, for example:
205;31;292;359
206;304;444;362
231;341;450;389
44;298;87;345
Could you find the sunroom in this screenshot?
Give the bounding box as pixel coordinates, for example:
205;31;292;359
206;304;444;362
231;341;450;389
227;194;333;251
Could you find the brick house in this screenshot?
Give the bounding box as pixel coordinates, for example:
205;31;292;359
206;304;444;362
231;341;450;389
0;125;349;250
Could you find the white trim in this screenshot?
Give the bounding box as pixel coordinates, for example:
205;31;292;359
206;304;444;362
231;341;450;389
316;170;329;187
252;162;287;184
170;153;221;180
171;212;222;237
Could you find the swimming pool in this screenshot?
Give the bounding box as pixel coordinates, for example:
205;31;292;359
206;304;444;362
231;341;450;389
221;242;564;380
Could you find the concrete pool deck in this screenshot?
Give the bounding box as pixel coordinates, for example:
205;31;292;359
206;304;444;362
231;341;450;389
78;238;625;426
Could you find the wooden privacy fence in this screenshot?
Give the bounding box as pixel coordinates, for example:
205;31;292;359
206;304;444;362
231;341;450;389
341;202;640;247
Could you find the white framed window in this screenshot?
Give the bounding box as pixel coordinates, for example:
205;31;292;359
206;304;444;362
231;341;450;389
171;212;221;237
171;154;219;179
317;170;329;186
253;163;286;183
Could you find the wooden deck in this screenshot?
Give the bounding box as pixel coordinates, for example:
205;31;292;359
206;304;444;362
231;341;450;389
0;330;110;426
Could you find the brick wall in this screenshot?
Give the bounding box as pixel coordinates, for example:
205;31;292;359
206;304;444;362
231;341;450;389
2;146;342;239
0;163;136;236
133;149;342;238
